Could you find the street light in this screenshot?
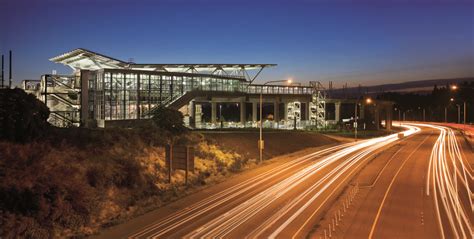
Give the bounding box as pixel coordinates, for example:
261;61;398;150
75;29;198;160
258;79;292;163
456;104;461;124
355;97;372;141
450;85;467;125
417;106;425;121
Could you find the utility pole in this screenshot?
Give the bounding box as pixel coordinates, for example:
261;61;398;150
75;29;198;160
1;54;4;88
259;90;263;163
9;50;12;88
258;79;292;163
423;108;426;122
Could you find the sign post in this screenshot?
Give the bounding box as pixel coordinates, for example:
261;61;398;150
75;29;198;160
169;144;173;183
185;146;189;185
166;145;195;185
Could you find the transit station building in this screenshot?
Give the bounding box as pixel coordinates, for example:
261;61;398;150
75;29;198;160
25;48;393;130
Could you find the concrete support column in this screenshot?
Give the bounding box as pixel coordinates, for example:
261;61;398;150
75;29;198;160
335;102;341;122
274;101;279;121
374;105;380;130
240;101;246;124
283;102;288;121
386;107;392;131
211;102;217;123
252;102;257;122
305;102;310;121
360;104;365;119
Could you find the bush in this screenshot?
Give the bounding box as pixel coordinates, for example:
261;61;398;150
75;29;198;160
0;118;249;238
0;142;95;238
150;106;187;135
0;88;50;143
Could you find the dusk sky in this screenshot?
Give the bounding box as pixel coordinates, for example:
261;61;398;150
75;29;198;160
1;0;473;88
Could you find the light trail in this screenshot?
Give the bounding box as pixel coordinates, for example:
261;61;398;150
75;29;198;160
127;125;420;238
408;123;473;239
128;142;356;238
368;131;432;239
182;125;420;238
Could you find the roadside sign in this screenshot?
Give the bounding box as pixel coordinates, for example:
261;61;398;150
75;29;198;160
166;145;195;184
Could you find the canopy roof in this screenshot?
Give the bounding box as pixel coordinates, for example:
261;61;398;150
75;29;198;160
50;48;276;80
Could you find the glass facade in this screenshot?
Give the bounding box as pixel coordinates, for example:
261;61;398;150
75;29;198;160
88;69;313;122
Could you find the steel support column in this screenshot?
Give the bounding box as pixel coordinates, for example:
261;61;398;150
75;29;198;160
211;101;217;123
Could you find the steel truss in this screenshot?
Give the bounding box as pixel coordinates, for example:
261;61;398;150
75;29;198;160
309;81;327;129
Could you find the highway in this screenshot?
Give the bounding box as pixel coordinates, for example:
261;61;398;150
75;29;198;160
93;123;472;239
318;123;473;239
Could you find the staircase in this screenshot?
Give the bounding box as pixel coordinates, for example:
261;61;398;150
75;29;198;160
44;75;81;127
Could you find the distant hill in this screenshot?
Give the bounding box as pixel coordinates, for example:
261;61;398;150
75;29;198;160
328;77;474;98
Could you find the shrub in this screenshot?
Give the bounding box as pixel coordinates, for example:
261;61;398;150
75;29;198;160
0;88;50;143
150;106;187;135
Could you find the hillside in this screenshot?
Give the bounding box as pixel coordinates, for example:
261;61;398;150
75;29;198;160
328;77;474;97
0;127;338;238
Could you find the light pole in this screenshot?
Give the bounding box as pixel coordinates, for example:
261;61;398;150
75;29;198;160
354;102;358;141
464;102;467;124
450;84;470;125
417;107;425;122
445;107;448;123
258;79;292;163
354;97;371;141
456;104;461;124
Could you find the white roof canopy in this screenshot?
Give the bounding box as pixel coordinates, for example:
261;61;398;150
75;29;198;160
50;48;276;81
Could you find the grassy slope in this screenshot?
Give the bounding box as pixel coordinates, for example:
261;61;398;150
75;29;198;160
0;128;337;238
201;130;338;159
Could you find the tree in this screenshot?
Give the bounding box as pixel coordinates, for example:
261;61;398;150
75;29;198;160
0;88;50;142
150;106;187;134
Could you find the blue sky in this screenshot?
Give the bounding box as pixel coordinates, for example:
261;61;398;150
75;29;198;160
1;0;473;87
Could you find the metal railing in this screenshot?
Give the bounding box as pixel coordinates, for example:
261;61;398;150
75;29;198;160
194;120;317;130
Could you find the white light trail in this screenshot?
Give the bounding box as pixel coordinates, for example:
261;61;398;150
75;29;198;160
408;123;473;239
129;143;355;238
128;125;421;238
184;125;420;238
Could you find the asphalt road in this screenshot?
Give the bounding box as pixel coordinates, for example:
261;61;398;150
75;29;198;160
92;123;472;238
317;123;473;239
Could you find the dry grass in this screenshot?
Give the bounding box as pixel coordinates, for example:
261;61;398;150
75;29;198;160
0;128;250;238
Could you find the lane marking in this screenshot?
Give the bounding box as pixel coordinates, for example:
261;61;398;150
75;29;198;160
359;146;404;188
368;131;433;239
